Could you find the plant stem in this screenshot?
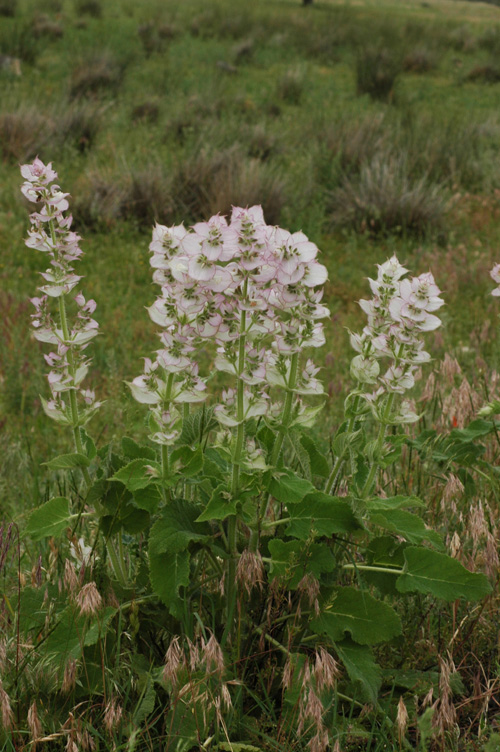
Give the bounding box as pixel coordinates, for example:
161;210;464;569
223;283;248;646
360;391;396;499
324;394;360;495
249;352;300;552
342;563;403;575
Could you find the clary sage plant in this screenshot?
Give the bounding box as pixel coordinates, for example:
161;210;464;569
18;159;492;751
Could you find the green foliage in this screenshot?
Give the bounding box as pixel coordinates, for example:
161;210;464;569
25;496;71;540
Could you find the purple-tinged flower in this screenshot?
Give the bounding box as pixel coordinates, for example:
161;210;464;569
491;263;500;296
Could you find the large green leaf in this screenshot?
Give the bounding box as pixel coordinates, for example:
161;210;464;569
268;471;314;505
367;508;443;548
286;492;362;540
196;483;239;522
364;536;408;595
311;587;401;645
109;458;161;492
365;495;425;511
397;547;492;601
25;497;71;540
150;499;210;554
121;436;156;461
300;433;330;477
170;445;204;477
149;547;190;614
268;539;335;588
44;607;116;663
43;453;90;470
334;638;382;704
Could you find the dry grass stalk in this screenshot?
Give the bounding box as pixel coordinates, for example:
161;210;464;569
0;678;14;731
103;695;123;735
62;656;78;694
236;549;264;595
76;581;102;616
28;700;43;744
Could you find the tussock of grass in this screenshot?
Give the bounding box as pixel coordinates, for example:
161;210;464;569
69;52;124;99
355;46;403;102
0;107;52;162
329;156;447;238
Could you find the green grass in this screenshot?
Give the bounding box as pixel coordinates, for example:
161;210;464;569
2;0;500;748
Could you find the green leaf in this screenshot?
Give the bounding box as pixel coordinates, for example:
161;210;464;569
300;433;330;477
133;675;156;724
334;639;382;704
178;405;217;446
268;539;335;588
364;536;408;595
43;453;90;470
132;485;161;514
196;483;239;522
449;419;494;442
365;495;425;511
368;508;443;548
286;492;362;540
287;431;311;481
170;445;204;477
151;499;210;554
108;458;160;492
44;607;116;663
268;471;314;505
149;548;190;614
397;547;492;601
25;497;71;540
311;587;402;645
218;745;262;752
80;428;97;460
121;436;156;461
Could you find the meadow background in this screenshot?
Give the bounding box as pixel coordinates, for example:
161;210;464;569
2;0;500;749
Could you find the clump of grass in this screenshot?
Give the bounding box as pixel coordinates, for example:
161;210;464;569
123;166;173;226
171;146;287;224
131;100;159;124
465;63;500;83
0;0;16;17
74;0;102;18
0;20;40;65
355;46;402;102
190;7;254;40
69;52;124;99
448;25;477;52
137;22;168;57
0;107;51;162
477;26;500;53
276;68;305;105
32;15;64;39
246;123;279;161
73;170;129;229
403;47;438;73
329;155;447;237
57;101;103;151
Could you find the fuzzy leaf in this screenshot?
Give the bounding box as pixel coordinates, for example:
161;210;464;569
108;458;161;492
133;675;156;724
43;453;90;470
268;539;335;588
334;639;382;704
368;508;443;548
268;471;314;504
300;433;330;477
311;587;402;645
286;492;362;540
397;547;492;601
149;548;190;615
365;495;425;511
178;405;217;446
121;437;156;461
196;483;239;522
170;445;204;477
25;497;71;540
150;499;210;554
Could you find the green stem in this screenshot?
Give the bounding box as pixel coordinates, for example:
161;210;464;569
270;351;300;467
360;391;396;499
223;283;248;646
324;394;361;495
249;352;300;553
342;563;403;575
106;538;128;588
161;373;175;499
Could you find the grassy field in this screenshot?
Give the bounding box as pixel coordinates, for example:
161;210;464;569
2;0;500;749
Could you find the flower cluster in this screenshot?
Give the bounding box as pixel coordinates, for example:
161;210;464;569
350;255;444;423
491;263;500;297
21;158;100;426
131;206;329;446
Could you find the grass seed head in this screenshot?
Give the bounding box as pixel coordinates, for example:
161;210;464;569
76;582;102;616
0;679;14;731
236;549;264;595
28;700;43;743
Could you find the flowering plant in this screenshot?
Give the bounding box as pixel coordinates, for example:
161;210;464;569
18;159;492;750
